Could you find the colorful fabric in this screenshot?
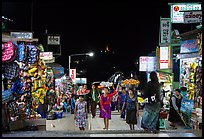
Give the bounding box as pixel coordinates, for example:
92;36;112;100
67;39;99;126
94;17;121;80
141;102;160;132
75;100;87;128
99;89;117;119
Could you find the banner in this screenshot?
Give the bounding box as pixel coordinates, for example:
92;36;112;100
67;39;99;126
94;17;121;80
160;18;171;45
180;39;199;53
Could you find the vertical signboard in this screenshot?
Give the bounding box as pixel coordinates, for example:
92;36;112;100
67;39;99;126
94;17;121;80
160;18;172;46
160;47;169;69
70;69;76;83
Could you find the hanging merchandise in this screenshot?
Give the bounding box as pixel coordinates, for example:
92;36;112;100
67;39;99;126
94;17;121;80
2;41;18;62
17;43;27;62
3;62;19;80
27;44;39;64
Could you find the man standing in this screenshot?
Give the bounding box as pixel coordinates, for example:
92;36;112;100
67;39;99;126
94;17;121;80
90;84;99;118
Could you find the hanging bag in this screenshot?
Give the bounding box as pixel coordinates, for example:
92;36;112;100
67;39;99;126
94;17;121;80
2;41;16;62
27;44;39;64
3;62;19;80
17;43;27;62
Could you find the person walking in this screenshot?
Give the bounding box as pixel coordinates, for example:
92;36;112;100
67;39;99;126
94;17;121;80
99;84;117;130
141;71;162;133
168;89;183;129
90;84;99;118
121;88;139;130
83;84;91;113
118;86;127;120
74;94;88;131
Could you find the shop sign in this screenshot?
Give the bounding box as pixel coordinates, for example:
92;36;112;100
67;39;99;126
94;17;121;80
170;3;202;23
160;18;171;45
75;78;87;84
44;57;55;63
139;56;156;72
40;52;53;60
47;35;60;45
184;11;202;23
160;47;169;69
139;56;148;72
180;39;199;53
10;32;33;39
70;69;76;83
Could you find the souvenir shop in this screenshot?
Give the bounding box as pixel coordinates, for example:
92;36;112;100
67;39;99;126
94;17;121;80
176;29;202;129
2;33;51;131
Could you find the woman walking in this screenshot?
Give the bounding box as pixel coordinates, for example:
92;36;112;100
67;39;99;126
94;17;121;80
74;94;88;131
121;88;139;130
99;84;117;130
141;71;162;133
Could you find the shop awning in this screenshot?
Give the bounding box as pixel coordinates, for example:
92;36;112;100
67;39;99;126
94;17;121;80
176;52;200;59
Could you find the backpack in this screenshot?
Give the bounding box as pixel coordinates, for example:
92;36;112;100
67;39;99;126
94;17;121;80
27;44;39;64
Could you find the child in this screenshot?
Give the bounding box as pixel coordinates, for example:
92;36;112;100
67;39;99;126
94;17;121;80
74;95;88;131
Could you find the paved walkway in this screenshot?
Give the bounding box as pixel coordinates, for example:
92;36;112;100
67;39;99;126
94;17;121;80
2;109;202;137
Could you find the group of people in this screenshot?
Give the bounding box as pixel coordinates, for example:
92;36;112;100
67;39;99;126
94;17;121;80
73;71;184;133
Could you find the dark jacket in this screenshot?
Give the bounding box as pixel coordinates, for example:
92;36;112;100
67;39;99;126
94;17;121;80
143;81;161;103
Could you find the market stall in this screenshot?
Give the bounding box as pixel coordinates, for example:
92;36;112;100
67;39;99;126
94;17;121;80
176;29;202;129
2;33;48;131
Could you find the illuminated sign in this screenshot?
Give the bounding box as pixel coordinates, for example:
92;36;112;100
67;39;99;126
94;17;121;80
139;56;156;72
10;32;33;39
40;52;53;60
70;69;76;83
184;11;202;23
160;18;171;45
170;3;201;23
160;47;169;69
47;35;60;45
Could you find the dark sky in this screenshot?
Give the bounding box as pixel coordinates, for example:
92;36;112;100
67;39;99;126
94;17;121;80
2;0;200;84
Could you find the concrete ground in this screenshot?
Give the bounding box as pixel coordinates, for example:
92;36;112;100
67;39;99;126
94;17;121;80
2;109;202;137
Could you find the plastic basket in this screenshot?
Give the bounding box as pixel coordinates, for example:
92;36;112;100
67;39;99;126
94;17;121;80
55;111;63;119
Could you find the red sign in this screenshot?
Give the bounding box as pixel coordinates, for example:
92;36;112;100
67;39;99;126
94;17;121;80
70;69;76;83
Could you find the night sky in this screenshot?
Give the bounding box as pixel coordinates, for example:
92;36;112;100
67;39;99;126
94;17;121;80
2;0;200;85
